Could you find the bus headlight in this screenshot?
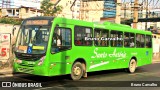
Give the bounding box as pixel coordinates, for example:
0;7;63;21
38;56;45;66
15;59;22;64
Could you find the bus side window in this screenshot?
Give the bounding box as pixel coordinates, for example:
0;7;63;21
129;33;135;47
51;27;71;53
146;35;152;48
94;29;101;46
110;31;116;47
124;32;130;47
94;28;109;46
141;35;145;47
117;31;123;47
136;34;141;48
75;37;82;45
136;34;145;48
74;26;92;46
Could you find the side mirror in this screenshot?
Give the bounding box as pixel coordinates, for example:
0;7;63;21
12;25;16;36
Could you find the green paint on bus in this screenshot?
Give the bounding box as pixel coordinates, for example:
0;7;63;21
13;17;152;80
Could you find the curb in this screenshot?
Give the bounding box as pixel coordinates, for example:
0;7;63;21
0;68;13;73
152;60;160;63
0;68;29;78
0;68;13;78
0;73;28;78
0;74;28;78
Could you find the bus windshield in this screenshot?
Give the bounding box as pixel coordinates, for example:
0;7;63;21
15;25;50;54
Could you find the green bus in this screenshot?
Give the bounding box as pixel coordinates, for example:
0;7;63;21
13;17;152;80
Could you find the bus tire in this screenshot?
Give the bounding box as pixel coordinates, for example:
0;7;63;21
71;62;83;80
128;59;137;73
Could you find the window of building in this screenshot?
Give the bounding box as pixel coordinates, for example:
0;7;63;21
94;28;109;46
74;26;92;46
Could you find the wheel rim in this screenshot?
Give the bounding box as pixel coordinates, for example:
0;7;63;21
73;66;81;76
130;60;136;72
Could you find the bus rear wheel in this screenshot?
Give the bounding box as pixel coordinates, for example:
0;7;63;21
128;59;137;73
71;62;83;80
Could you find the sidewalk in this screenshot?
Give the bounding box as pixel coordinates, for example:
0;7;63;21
152;52;160;63
0;55;160;77
0;67;13;77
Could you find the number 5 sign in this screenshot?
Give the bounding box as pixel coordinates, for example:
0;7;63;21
0;33;11;60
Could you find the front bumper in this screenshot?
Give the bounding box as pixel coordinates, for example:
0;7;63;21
13;62;49;76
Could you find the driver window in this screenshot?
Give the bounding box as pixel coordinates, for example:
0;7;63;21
51;27;71;53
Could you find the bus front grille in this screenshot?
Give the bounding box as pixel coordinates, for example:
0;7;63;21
18;67;34;73
15;52;44;61
19;63;35;67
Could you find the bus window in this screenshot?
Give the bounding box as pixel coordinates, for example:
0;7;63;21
130;33;135;47
74;26;92;46
124;32;135;47
136;34;145;48
141;35;145;47
51;27;71;53
136;34;141;47
146;35;152;48
124;33;129;47
94;28;109;46
101;30;109;46
110;31;123;47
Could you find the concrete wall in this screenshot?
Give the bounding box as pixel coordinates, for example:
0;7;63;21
0;23;20;66
0;23;19;44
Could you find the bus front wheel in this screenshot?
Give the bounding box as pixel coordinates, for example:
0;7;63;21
128;59;137;73
71;62;83;80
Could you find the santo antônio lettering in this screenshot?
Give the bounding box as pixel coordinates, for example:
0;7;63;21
91;48;126;59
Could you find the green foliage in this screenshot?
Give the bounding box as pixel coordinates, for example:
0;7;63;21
0;17;23;25
40;0;62;16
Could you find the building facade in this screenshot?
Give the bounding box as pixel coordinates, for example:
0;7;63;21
121;2;160;30
51;0;120;23
0;0;42;18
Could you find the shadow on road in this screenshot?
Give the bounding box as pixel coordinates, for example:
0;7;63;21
13;65;151;82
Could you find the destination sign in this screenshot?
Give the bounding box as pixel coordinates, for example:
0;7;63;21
25;20;49;25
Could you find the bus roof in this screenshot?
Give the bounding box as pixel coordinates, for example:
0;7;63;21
24;17;152;35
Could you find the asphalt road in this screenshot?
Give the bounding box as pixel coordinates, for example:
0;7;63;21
0;63;160;90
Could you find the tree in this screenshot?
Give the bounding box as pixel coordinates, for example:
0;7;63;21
40;0;62;16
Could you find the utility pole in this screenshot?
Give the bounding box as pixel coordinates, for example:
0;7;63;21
132;0;139;29
124;3;126;19
115;0;121;24
145;0;148;30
